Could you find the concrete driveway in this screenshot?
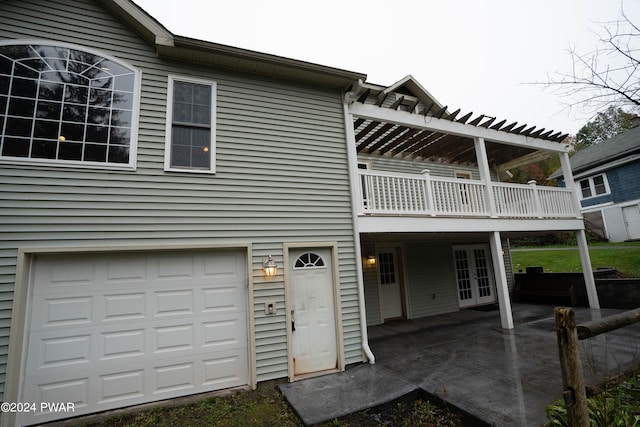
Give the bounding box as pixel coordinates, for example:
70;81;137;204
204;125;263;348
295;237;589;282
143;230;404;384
280;303;640;426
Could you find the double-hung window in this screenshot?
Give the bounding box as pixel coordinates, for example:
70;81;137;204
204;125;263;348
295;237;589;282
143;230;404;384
165;76;216;173
0;42;139;168
578;174;610;199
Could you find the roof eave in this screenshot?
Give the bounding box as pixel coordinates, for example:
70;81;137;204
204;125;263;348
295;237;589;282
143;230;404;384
165;36;366;88
99;0;174;47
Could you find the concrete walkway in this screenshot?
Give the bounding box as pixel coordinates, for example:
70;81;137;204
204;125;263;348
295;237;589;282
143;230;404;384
280;303;640;426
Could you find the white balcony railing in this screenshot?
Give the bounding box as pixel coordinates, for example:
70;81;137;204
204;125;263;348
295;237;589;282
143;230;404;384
359;170;578;219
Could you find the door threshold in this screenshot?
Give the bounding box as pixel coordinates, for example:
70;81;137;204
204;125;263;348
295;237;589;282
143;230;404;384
294;368;340;381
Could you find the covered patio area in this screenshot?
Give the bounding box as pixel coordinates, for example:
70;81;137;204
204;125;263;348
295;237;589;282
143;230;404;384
280;303;640;426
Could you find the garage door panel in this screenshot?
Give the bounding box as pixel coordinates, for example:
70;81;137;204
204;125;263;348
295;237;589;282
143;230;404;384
20;250;249;426
99;328;146;361
33;256;97;290
202;252;246;278
103;258;148;285
102;292;147;322
23;374;91;412
153;323;195;354
26;332;92;373
202;316;247;351
98;369;145;404
28;310;247;371
201;350;249;388
152;361;195;394
22;348;251;425
202;285;245;313
30;295;94;330
152;289;195;317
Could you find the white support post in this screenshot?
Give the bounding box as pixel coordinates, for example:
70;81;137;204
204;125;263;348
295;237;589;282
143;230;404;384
474;137;497;217
576;229;600;309
559;152;582;217
528;180;543;218
490;231;514;329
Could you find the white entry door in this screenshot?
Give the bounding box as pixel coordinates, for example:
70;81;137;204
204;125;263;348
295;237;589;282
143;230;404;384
19;250;249;426
453;245;496;308
623;205;640;240
289;249;337;376
378;247;403;320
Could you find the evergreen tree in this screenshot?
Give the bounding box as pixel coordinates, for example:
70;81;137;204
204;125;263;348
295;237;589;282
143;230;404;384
574;106;635;150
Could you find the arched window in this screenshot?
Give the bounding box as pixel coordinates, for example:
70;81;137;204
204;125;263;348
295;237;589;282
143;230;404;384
0;42;139;167
293;252;326;269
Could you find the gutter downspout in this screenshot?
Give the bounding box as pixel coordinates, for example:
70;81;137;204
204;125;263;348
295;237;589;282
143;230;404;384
343;80;375;364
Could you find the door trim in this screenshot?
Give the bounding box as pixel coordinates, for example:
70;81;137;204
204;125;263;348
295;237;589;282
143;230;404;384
283;242;344;382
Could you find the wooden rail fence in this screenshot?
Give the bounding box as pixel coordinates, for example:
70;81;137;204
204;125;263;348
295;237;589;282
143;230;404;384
554;306;640;426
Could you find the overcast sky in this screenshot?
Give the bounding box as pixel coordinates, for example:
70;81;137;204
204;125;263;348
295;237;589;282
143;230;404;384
133;0;639;135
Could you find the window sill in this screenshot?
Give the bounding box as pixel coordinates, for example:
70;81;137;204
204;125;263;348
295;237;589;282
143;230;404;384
0;157;137;172
164;167;216;174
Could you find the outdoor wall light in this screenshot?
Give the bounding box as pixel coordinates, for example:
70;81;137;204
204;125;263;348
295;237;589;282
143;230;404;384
263;255;277;277
366;255;376;266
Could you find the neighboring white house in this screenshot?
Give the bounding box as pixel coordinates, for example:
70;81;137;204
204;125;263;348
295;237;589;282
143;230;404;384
0;1;599;425
550;123;640;242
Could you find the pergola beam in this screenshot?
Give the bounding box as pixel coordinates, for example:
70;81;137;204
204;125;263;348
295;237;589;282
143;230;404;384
348;102;570;153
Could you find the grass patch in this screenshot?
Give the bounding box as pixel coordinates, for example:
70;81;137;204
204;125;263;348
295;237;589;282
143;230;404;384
81;382;463;427
511;245;640;277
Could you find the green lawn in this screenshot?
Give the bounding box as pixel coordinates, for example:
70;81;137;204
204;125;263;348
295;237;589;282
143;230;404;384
511;243;640;277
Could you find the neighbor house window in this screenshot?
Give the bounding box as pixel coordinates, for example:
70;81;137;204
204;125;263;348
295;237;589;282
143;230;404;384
165;76;216;173
0;42;139;167
578;174;610;199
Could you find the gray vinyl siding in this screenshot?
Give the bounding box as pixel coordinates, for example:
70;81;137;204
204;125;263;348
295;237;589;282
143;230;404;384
405;242;459;318
358;153;481;179
362;241;460;326
0;0;362;394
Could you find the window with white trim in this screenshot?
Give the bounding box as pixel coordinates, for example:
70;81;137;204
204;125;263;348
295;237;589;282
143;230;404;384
165;76;216;173
0;42;139;167
578;174;610;199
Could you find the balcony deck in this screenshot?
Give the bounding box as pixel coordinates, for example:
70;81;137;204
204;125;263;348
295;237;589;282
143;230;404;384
358;170;579;222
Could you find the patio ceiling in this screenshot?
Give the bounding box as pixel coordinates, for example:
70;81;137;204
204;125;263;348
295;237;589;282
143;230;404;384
351;87;570;168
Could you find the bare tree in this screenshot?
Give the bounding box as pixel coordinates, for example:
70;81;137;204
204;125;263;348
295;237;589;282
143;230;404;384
542;1;640;116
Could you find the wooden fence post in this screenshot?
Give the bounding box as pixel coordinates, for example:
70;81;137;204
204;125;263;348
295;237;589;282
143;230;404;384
554;307;589;426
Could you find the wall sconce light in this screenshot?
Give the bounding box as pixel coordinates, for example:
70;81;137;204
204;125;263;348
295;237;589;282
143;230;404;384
263;255;277;277
366;255;376;266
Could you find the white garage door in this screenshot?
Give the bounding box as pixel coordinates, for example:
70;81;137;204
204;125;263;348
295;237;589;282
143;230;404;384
18;249;249;426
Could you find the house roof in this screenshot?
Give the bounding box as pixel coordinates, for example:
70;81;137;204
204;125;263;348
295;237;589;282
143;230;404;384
98;0;367;89
549;125;640;179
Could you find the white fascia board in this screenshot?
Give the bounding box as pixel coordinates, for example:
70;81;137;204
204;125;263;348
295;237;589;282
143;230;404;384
348;102;569;153
105;0;175;47
580;202;614;213
357;216;585;233
573;154;640;180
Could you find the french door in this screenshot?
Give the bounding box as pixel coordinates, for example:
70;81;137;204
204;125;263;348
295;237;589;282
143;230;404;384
453;245;496;308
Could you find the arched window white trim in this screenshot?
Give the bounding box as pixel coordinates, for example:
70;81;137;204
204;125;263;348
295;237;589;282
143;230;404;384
293;252;326;269
0;40;140;169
